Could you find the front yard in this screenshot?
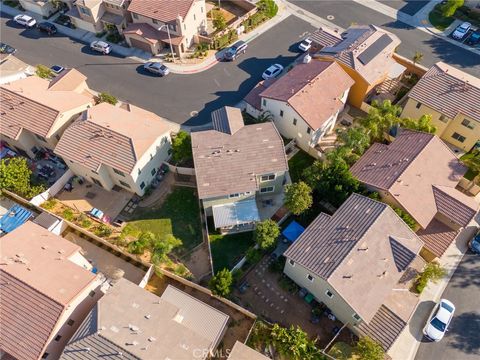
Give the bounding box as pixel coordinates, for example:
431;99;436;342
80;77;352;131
209;230;255;273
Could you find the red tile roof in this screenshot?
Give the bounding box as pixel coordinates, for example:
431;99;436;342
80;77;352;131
128;0;195;22
124;22;184;45
260;60;354;130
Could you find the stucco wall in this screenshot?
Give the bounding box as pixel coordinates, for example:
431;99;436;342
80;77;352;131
19;0;55;16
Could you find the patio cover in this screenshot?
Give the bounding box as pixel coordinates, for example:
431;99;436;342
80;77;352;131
212;200;260;228
0;205;33;233
282;220;305;242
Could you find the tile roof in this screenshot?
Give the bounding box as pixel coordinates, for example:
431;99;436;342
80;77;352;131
211;106;245;135
417;219;459;258
407;62;480;123
228;341;270;360
191;107;288;199
0;221;96;360
260;60;354;130
48;68;87;92
62;279;229;360
313;24;401;84
128;0;195;22
243;81;268;111
432;185;478;227
284;193;423;322
350;129;477;228
124;22;184;46
54;103;175;174
0;75;93;139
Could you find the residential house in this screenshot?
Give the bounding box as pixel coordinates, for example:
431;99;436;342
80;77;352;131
124;0;207;57
191;106;289;233
61;279;229;359
54;102;179;196
65;0;131;33
0;53;35;85
311;24;402;108
350;129;479;261
284;193;424;350
18;0;58;17
0;69;94;158
401;62;480;152
250;59;354;157
0;221;102;360
228;341;270;360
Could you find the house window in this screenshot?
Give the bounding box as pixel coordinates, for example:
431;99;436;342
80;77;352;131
293;118;297;126
325;290;334;298
201;6;203;13
229;193;240;198
119;180;130;188
132;13;138;19
193;14;196;20
352;313;361;321
289;259;295;266
113;168;125;177
260;186;274;193
42;353;49;359
184;23;186;31
67;319;75;326
439;115;447;123
262;99;266;107
55;134;61;141
244;191;252;195
89;290;96;297
306;274;314;282
78;6;91;16
461;119;475;129
451;132;466;143
307;127;312;134
415;102;421;109
152;19;159;24
138;168;142;175
261;174;275;182
151;168;156;176
140;181;146;189
280;110;284;117
35;134;47;142
91;178;102;187
54;335;62;342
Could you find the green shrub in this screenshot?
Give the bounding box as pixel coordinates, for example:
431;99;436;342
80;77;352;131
78;215;92;228
212;29;238;49
245;247;263;264
62;208;75;221
415;262;446;293
42;198;57;210
209;268;233;297
257;0;278;18
95;92;118;105
441;0;464;17
35;64;54;79
354;337;385;360
106;33;123;44
94;224;113;238
394;208;417;229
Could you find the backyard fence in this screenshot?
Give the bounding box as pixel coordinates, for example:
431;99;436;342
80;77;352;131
30;169;73;206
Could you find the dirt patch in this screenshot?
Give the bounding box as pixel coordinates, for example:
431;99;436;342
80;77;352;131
181;243;212;281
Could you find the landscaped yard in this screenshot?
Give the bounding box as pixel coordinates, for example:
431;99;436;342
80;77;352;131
124;187;202;256
429;4;455;31
288;150;315;183
210;231;255;273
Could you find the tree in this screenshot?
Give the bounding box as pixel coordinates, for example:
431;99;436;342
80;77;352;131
35;64;54;79
284;181;313;215
257;0;278;18
127;231;155;254
256;111;273;123
246;247;263;264
360;100;402;142
254;219;280;250
354;337;385;360
270;324;320;360
416;262;447;293
171;130;193;164
461;149;480;188
401;114;437;134
209;268;233;297
0;157;45;199
394;208;417;229
441;0;464;17
336;126;371;156
412;51;424;65
151;234;182;263
95;92;118;105
213;12;227;31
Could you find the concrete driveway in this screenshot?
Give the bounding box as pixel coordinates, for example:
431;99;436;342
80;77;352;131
415;252;480;360
1;13;314;126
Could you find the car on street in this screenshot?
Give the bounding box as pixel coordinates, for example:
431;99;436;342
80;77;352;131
224;40;247;61
37;22;57;35
0;42;16;54
468;233;480;254
50;65;65;74
90;40;111;54
298;38;313;52
143;62;170;76
466;30;480;46
423;299;455;342
452;22;472;40
13;14;37;28
262;63;284;80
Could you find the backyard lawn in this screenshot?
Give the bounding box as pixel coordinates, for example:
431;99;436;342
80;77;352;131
429;5;455;31
210;231;255;273
288;150;315;183
124;187;202;256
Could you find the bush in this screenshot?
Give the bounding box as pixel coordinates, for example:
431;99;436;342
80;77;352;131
415;262;446;293
394;208;417;230
62;208;75;221
209;268;233;297
242;11;268;32
42;198;57;210
245;247;263;264
212;29;238;49
95;92;118;105
94;224;113;237
0;158;46;199
213;12;227;31
441;0;464;17
257;0;278;18
106;33;123;44
95;31;106;38
254;219;280;250
78;214;92;228
35;64;54;79
354;337;385;360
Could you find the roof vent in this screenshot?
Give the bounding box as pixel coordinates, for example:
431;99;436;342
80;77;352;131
129;324;140;332
132;302;140;308
41;245;48;250
343;274;353;279
126;341;139;346
378;271;388;278
145;314;151;319
148;336;157;342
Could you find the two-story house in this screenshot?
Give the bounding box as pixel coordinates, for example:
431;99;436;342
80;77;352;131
124;0;207;57
54;102;179;196
0;69;94;158
311;24;402;108
65;0;131;33
0;221;103;360
249;59;354;158
191;106;289;233
284;193;424;351
401;62;480;152
350;129;479;261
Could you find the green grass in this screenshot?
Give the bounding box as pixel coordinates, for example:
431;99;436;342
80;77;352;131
328;342;355;360
210;231;255;273
288;150;315;183
429;4;455;31
125;187;202;255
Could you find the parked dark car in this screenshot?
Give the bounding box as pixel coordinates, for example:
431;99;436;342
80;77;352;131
0;42;16;54
468;233;480;254
466;30;480;46
37;22;57;35
224;40;248;61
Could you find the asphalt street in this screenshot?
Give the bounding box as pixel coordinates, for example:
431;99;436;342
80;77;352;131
0;13;314;126
415;252;480;360
291;1;480;77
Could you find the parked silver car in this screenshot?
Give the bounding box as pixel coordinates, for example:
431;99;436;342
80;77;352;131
143;62;170;76
14;14;36;28
90;40;111;54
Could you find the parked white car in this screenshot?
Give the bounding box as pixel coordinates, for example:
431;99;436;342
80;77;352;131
298;38;313;52
452;22;472;40
13;14;37;28
262;64;284;80
90;40;111;54
423;299;455;342
144;62;170;76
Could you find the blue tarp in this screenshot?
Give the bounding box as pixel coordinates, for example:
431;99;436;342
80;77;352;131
282;220;305;242
0;205;33;233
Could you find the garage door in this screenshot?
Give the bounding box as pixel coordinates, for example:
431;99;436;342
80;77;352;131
129;38;153;53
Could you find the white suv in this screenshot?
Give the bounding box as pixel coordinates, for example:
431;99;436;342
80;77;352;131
14;14;37;28
90;40;111;54
452;22;471;40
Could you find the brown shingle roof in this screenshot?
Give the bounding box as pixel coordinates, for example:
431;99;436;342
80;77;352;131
124;22;184;46
417;219;459;258
243;79;275;111
407;62;480;123
350;130;477;229
54;103;174;174
191;107;288;199
284;194;423;322
211;106;244;135
260;60;354;130
432;185;478;227
48;68;87;92
128;0;194;22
